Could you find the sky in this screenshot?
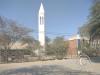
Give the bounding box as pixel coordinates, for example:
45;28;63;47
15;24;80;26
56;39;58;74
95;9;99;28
0;0;92;39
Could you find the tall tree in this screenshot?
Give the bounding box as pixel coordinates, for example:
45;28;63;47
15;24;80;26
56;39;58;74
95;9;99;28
46;36;68;59
0;16;33;50
52;36;68;59
79;1;100;40
79;1;100;56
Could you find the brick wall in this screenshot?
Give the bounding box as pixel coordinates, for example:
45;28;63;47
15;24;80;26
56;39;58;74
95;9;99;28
67;39;78;58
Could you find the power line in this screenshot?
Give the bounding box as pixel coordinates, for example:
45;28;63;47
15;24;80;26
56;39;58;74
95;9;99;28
33;29;74;36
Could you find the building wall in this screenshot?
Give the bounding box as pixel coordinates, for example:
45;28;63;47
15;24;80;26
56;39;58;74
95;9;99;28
67;39;78;58
11;42;28;49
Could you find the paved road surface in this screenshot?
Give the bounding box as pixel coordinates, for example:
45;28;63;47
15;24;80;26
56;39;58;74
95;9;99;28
0;59;100;75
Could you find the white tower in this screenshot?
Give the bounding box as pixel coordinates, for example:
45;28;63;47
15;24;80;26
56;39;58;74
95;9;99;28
38;2;45;50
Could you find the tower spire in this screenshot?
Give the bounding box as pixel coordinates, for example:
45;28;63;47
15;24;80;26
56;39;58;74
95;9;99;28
39;0;44;13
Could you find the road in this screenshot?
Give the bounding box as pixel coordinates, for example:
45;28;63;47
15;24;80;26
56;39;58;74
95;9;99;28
0;59;100;75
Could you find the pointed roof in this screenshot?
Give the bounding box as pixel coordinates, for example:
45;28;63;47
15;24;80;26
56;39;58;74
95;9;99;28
39;2;44;13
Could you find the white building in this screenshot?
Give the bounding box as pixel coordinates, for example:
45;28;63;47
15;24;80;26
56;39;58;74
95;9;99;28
11;41;28;49
38;2;45;50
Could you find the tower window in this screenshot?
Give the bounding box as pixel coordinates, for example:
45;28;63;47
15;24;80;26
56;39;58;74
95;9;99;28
40;16;44;25
40;17;42;25
42;16;44;25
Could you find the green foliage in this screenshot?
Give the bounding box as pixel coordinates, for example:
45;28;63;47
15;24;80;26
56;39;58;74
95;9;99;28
78;40;98;56
45;36;54;55
79;1;100;56
79;1;100;39
33;40;41;50
45;36;68;59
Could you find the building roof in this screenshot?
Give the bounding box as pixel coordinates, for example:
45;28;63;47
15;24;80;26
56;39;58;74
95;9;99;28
68;34;89;40
68;34;81;40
